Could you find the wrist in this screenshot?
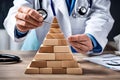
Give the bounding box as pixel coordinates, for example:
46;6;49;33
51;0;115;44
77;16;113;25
14;27;29;38
16;26;28;33
86;33;102;53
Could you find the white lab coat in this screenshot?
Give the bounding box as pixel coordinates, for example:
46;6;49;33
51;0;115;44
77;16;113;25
4;0;114;52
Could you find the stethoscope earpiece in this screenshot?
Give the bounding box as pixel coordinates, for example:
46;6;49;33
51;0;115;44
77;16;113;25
37;9;48;20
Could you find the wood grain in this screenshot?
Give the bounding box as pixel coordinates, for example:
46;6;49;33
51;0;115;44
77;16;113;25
0;50;120;80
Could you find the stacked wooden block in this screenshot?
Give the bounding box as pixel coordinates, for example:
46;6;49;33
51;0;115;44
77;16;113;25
25;17;82;74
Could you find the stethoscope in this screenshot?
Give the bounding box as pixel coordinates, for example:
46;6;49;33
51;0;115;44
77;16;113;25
37;0;92;20
0;54;21;64
104;59;120;66
72;0;92;18
37;0;48;20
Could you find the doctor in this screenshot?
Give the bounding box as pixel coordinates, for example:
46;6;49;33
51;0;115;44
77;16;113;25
4;0;114;55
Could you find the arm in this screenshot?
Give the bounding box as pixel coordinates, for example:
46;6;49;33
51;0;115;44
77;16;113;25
3;0;43;42
85;0;114;52
68;0;114;54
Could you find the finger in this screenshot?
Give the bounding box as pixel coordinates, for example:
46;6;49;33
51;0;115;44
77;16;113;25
16;24;29;32
16;19;41;30
18;6;43;22
16;24;38;32
28;9;43;22
72;41;93;51
68;34;93;51
70;41;89;52
15;12;42;27
18;6;31;14
77;41;93;50
68;34;88;42
72;46;87;54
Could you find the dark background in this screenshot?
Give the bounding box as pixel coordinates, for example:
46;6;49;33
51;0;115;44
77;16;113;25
0;0;120;41
0;0;13;29
108;0;120;41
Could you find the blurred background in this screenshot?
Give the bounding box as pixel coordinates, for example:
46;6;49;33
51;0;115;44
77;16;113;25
0;0;23;50
0;0;120;50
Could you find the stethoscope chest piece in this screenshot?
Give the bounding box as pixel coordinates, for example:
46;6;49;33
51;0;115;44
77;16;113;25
77;6;87;15
72;6;88;18
37;9;48;20
72;0;92;18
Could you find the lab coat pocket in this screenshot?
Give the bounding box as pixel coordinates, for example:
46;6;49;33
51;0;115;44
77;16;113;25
70;17;87;35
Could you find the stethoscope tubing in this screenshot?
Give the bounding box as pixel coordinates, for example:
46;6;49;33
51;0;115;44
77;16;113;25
0;54;21;63
38;0;92;19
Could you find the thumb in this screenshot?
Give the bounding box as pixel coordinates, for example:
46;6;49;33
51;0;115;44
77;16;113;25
68;35;80;42
68;34;88;42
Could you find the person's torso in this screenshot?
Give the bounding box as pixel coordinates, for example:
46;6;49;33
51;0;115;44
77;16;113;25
33;0;92;45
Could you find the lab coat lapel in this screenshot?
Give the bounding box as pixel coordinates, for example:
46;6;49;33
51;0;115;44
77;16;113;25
54;0;72;38
54;0;69;16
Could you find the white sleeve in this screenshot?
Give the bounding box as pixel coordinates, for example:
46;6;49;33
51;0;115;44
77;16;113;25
85;0;114;52
3;0;35;42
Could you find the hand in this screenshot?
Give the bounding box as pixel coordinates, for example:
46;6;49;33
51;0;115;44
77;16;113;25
68;34;93;54
15;6;43;32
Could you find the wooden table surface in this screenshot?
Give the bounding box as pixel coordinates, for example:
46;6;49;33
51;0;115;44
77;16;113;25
0;50;120;80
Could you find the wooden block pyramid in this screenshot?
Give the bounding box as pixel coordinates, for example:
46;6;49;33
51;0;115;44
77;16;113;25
25;17;82;74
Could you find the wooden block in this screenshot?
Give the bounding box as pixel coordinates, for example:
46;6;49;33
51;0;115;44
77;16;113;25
30;60;47;68
62;61;79;68
43;39;67;46
40;68;52;74
47;61;62;68
39;45;53;53
51;23;59;28
52;17;58;23
54;46;71;53
46;33;65;39
78;63;82;68
60;39;68;45
49;28;61;33
55;53;73;60
34;53;55;61
52;68;66;74
25;67;39;74
43;39;59;46
67;68;82;75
